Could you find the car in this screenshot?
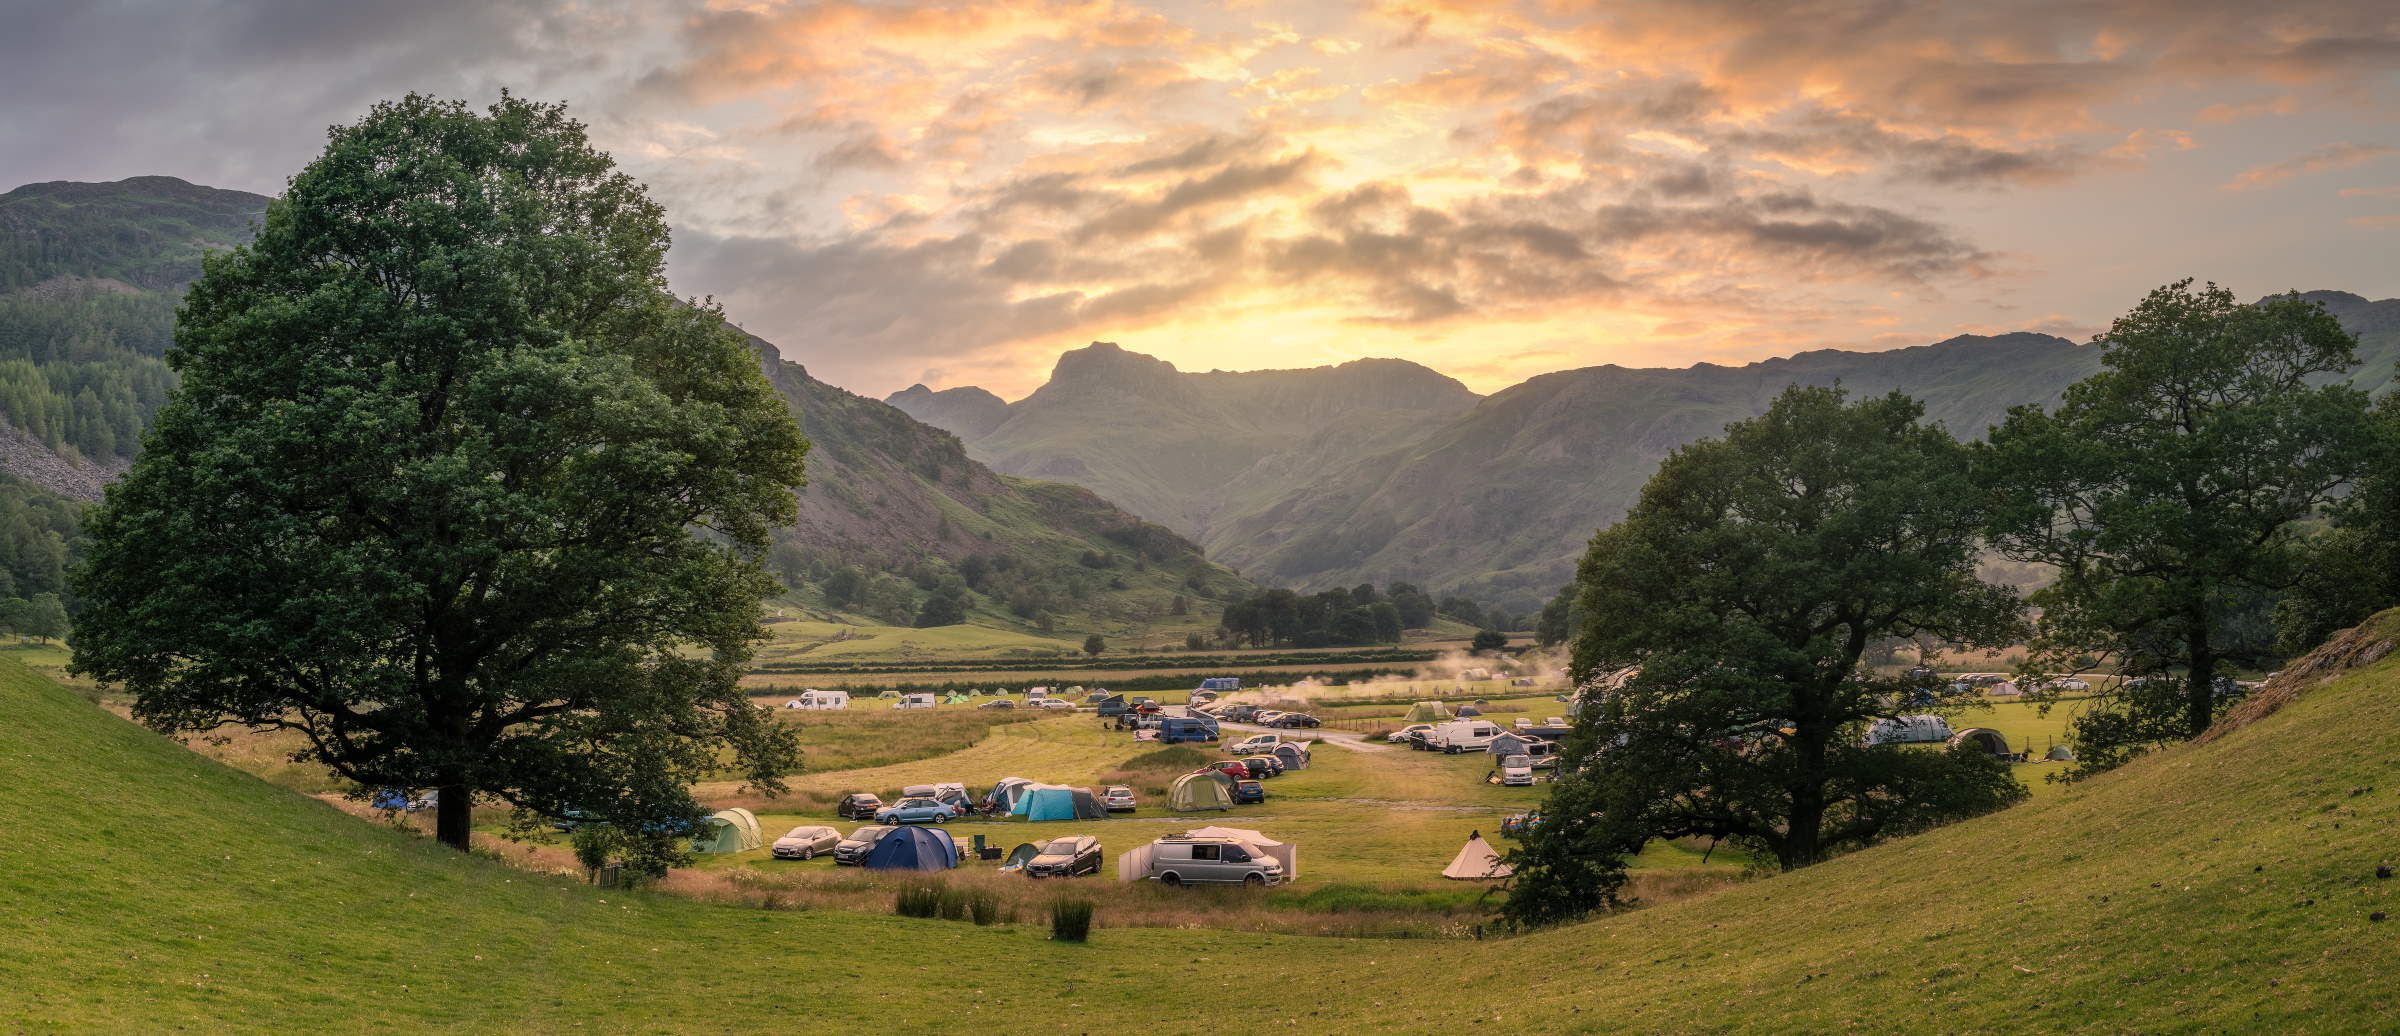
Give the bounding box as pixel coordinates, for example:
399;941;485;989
1243;755;1283;777
1034;698;1075;711
1231;779;1266;805
1025;835;1103;878
1252;710;1286;725
874;796;957;825
1388;724;1435;744
1100;785;1137;812
1197;761;1248;782
1227;734;1280;755
978;698;1016;709
832;825;895;865
1220;705;1261;723
1269;712;1321;729
1235;758;1271;780
1141;835;1285;887
834;793;885;821
771;825;841;860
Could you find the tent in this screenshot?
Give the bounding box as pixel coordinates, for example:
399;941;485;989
1167;771;1235;812
691;808;763;854
863;826;957;871
1404;701;1452;723
982;777;1036;813
1182;826;1298;878
942;691;971;705
2045;743;2075;762
1442;831;1512;880
932;783;973;813
998;842;1041;872
1270;742;1311;770
1947;727;2012;758
1012;785;1106;821
1454;704;1484;718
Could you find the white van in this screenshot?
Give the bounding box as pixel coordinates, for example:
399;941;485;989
1026;687;1050;702
1143;836;1286;887
793;689;849;710
1499;754;1535;786
1429;720;1504;754
894;693;937;710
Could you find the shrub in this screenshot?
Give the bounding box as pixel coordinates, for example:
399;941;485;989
894;884;942;918
1050;897;1095;942
968;889;1001;926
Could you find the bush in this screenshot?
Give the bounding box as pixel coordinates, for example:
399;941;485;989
894;885;942;918
1049;898;1095;942
937;887;969;921
968;889;1001;926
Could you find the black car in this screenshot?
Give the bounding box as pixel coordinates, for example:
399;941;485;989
1236;758;1272;780
832;825;895;866
1026;834;1103;878
1231;779;1266;805
835;793;884;821
1269;713;1321;729
1244;755;1284;778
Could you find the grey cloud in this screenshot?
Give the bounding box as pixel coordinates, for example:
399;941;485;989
1070;154;1314;241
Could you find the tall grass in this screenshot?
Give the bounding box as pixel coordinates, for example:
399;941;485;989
1049;898;1095;942
894;884;942;918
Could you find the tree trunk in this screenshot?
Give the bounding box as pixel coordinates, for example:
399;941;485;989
435;784;472;850
2186;613;2216;739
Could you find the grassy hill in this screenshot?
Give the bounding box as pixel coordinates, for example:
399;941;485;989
7;610;2397;1029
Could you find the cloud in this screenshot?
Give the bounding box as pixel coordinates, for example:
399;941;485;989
2223;142;2394;191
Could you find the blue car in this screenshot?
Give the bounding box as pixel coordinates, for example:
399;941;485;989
874;796;957;825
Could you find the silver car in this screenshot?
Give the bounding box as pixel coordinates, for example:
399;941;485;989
1145;836;1286;887
771;824;841;860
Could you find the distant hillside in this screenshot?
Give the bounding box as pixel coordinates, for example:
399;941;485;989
0;177;1249;636
888;342;1482;540
885;383;1010;440
0;176;269;486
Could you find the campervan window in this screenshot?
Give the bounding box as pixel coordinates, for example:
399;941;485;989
1191;844;1219;861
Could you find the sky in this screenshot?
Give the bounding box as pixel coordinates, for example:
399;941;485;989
3;1;2396;399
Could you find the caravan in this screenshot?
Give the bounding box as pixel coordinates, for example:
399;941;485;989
893;693;936;710
788;689;849;710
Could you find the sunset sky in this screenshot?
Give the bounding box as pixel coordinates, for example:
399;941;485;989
5;0;2396;397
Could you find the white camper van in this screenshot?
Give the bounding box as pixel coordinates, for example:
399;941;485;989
1498;754;1535;786
1428;719;1504;754
792;689;850;710
894;693;937;710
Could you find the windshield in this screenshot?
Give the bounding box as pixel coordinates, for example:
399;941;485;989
1505;755;1531;767
848;826;891;841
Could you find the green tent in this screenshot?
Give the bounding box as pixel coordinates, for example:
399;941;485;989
1168;771;1234;812
692;808;763;853
1404;701;1452;723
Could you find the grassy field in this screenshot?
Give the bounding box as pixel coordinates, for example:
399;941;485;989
7;616;2399;1029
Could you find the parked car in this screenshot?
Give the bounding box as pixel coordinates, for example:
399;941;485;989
1142;835;1286;887
1196;761;1248;781
874;797;957;825
1026;835;1103;878
833;825;895;865
979;698;1016;709
1388;724;1435;744
1252;710;1286;725
771;825;842;860
1101;785;1137;812
1498;754;1535;787
1157;716;1220;743
1231;779;1266;805
1034;698;1076;711
1227;734;1281;755
1268;713;1321;729
835;793;885;821
1242;755;1283;777
1235;758;1272;780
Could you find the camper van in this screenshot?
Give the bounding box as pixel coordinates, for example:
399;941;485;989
791;689;849;710
1499;754;1535;786
1026;687;1050;703
1141;835;1286;887
894;693;937;710
1427;720;1504;754
1157;716;1220;744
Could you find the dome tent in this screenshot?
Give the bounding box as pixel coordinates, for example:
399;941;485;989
864;826;957;871
691;808;762;854
1167;771;1234;812
1442;831;1512;880
1270;742;1310;770
1947;727;2012;758
1404;701;1451;723
982;777;1036;813
1012;785;1105;821
998;842;1041;872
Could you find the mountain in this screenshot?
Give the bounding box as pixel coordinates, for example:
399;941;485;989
884;383;1010;440
0;177;1248;632
887;341;1482;540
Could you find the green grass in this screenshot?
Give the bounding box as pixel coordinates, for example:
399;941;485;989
8;621;2399;1028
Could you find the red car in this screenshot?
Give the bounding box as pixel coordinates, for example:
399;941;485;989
1195;761;1248;781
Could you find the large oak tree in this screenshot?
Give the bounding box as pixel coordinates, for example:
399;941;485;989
1506;386;2026;927
71;94;808;851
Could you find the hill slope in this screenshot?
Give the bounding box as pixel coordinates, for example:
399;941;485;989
888;342;1482;541
7;612;2396;1029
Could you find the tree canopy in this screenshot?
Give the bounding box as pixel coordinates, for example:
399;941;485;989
70;94;810;852
1981;281;2374;773
1507;385;2026;927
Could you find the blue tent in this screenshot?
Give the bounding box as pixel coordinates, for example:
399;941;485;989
1012;785;1103;821
863;826;957;871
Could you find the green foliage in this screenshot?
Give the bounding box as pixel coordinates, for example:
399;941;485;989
0;477;82;600
69;94;808;851
1082;633;1106;657
893;884;942;918
1982;281;2377;760
1048;897;1095;942
1511;385;2028;928
1469;629;1507;653
2;591;70;642
1221;583;1411;648
967;889;1001;926
913;582;969;627
936;887;969;921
